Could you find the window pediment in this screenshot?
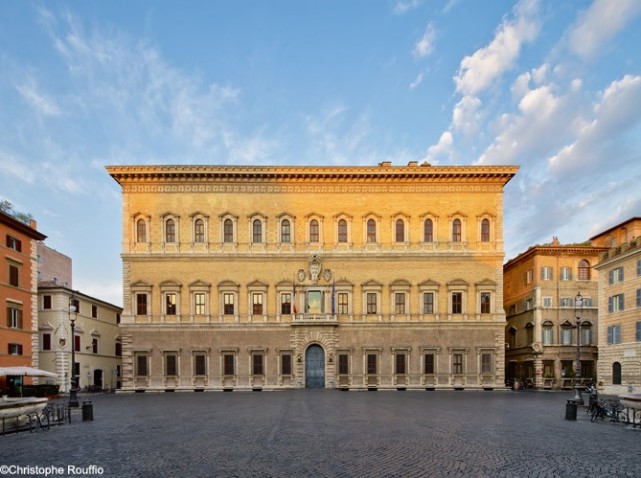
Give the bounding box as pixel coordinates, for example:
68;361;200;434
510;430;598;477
419;279;440;288
189;280;211;289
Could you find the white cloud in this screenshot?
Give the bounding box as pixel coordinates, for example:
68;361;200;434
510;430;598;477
548;75;641;174
393;0;422;15
452;95;482;137
409;71;424;90
454;0;540;96
424;131;453;164
568;0;641;59
413;23;435;59
0;151;36;183
15;79;62;117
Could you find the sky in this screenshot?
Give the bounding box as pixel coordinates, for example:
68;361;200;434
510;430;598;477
1;0;640;307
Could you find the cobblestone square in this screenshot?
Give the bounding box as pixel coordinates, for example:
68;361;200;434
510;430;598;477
1;390;640;477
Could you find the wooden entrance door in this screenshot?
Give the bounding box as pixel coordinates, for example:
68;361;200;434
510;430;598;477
305;345;325;388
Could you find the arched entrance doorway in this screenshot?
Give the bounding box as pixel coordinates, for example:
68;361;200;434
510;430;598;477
94;369;103;388
305;345;325;388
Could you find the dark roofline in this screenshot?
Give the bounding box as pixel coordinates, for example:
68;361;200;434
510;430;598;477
589;217;641;241
0;210;47;241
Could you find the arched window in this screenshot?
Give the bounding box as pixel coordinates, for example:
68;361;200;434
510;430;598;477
136;219;146;243
481;219;490;242
194;219;205;243
223;219;234;243
613;362;622;385
578;260;590;280
338;219;348;243
281;219;291;243
252;219;263;243
395;219;405;243
452;219;462;242
309;220;319;243
424;219;433;243
165;219;176;243
367;219;377;243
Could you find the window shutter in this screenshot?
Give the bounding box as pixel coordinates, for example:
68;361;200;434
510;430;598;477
608;296;613;313
609;270;614;285
607;326;613;345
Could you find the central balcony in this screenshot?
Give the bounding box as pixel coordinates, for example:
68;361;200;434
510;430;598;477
291;313;338;325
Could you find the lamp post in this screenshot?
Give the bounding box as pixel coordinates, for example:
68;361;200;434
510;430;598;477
572;291;584;405
68;295;79;408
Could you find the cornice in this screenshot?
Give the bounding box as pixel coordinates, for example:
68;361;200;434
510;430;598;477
106;164;519;187
504;244;610;270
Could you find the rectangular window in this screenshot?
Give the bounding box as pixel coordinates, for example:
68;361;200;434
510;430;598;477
115;343;122;357
91;338;98;354
480;292;491;314
424;353;435;374
194;354;207;376
281;293;292;314
136;294;148;315
194;293;206;315
394;293;406;314
581;327;592;346
525;298;532;311
423;292;434;314
481;353;492;374
165;293;176;315
451;292;462;314
43;295;52;309
281;354;292;375
7;307;22;329
526;326;534;345
252;293;263;315
116;313;121;324
609;267;625;284
252;354;264;375
367;354;377;375
42;333;51;351
541;266;553;280
8;343;23;355
542;297;552;308
583;297;593;307
71;298;80;314
74;335;81;352
395;354;406;374
637;259;641;277
607;324;622;345
337;293;348;314
223;293;235;315
91;305;98;318
6;235;22;252
637;289;641;308
9;264;19;287
165;355;177;376
560;297;573;308
136;355;148;376
636;321;641;342
366;293;377;314
561;328;573;345
452;353;463;374
542;327;554;345
526;269;533;284
560;267;572;281
338;354;349;375
608;294;625;313
223;354;235;375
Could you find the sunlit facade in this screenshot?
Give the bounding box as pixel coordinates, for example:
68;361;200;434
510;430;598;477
108;162;517;391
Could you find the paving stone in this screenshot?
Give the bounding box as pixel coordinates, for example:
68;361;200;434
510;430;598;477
1;390;639;477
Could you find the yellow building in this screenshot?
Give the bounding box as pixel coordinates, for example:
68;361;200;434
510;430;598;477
107;163;517;391
503;240;607;389
592;218;641;394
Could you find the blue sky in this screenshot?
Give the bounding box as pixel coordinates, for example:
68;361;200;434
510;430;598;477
1;0;640;306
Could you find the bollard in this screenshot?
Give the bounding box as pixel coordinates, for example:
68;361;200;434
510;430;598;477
82;401;93;421
565;400;577;421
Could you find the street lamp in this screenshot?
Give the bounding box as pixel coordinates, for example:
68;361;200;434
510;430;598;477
572;291;584;405
68;295;79;408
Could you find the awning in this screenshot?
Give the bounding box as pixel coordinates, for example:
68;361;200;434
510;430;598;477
0;366;57;378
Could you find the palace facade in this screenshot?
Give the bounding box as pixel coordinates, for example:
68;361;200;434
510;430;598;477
107;162;517;391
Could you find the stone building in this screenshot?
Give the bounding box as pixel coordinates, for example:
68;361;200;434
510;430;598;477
107;163;517;391
36;247;123;392
503;240;608;389
0;209;46;394
592;218;641;394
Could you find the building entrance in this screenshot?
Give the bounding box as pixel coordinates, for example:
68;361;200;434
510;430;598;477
305;345;325;388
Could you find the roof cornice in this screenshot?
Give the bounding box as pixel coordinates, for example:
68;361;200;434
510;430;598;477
504;244;610;270
106;164;519;187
